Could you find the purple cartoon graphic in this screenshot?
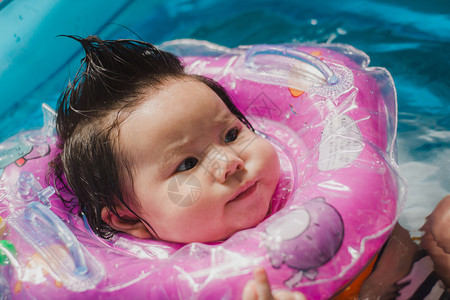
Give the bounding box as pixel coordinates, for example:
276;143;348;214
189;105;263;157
265;197;344;288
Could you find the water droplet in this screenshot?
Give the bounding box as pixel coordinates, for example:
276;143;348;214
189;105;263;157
337;28;347;35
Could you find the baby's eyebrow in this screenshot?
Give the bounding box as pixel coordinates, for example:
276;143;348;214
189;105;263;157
212;113;237;128
158;138;191;171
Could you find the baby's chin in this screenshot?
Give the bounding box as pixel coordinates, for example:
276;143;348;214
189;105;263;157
218;201;272;242
156;211;269;244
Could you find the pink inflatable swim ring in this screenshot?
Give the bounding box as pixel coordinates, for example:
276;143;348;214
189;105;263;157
0;40;404;299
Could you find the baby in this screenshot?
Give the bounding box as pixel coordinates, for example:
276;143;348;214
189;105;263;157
52;35;305;299
52;35;280;244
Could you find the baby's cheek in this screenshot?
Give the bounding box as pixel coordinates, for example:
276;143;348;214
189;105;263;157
264;140;280;173
257;140;281;189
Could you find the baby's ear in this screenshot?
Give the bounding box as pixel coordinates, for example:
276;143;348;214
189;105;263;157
101;206;153;239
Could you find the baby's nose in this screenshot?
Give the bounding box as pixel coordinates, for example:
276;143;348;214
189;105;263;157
209;149;244;183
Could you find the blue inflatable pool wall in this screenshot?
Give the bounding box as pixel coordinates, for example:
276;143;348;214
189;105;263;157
0;0;139;119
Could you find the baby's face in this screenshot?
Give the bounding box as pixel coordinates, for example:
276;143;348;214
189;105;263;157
119;78;280;243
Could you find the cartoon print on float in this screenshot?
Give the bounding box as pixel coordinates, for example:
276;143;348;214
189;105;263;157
264;197;344;288
0;104;56;180
0;134;51;178
0;143;32;177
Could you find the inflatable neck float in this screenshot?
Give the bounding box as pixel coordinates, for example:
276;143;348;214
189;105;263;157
0;39;403;299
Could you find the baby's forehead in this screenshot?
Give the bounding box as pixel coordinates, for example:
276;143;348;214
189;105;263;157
141;78;233;116
117;78;238;156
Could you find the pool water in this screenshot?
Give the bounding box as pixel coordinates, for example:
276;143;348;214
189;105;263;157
0;0;449;233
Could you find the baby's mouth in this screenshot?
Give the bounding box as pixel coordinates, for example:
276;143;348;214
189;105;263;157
228;181;258;204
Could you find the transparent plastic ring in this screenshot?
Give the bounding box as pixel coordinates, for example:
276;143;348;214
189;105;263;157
245;44;339;85
24;202;88;276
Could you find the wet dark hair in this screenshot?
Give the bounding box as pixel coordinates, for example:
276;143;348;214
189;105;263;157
51;35;253;239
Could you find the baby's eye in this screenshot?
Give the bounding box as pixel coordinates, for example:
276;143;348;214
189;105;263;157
224;127;239;143
176;157;199;172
